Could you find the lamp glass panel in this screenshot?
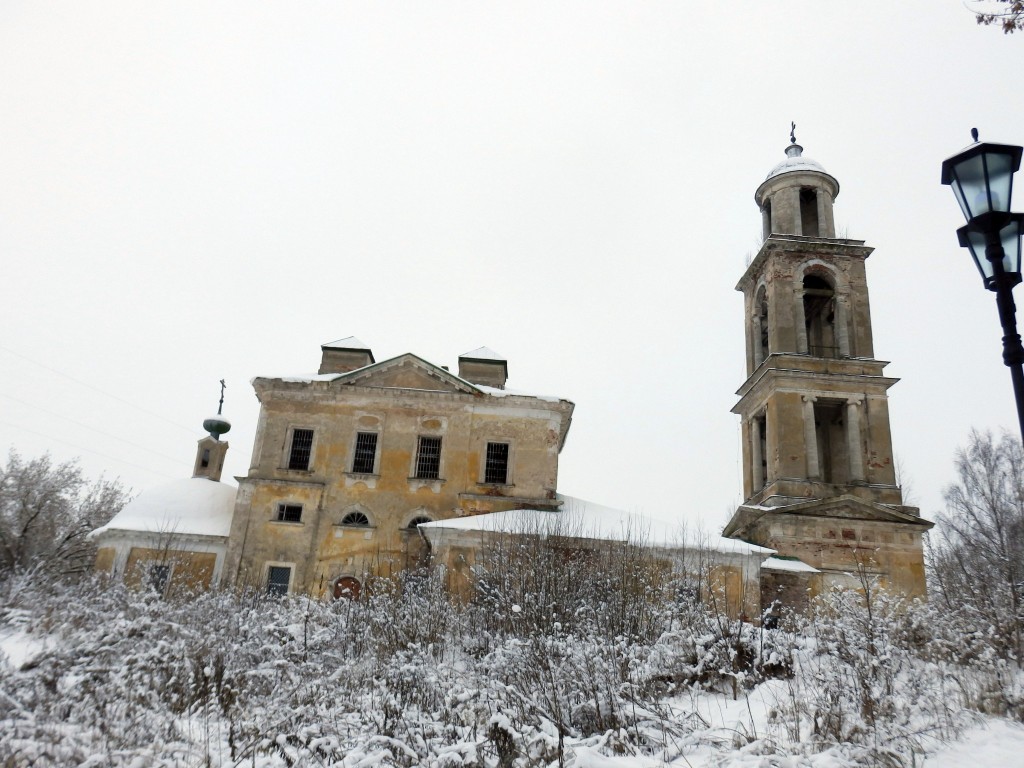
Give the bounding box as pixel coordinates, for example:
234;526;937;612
963;220;1022;288
951;153;986;220
1000;218;1022;277
984;151;1015;214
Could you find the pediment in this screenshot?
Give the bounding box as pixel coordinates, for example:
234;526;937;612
756;495;931;527
336;354;481;395
723;494;932;543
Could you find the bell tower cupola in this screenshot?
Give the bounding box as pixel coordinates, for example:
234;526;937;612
756;124;839;239
723;128;932;603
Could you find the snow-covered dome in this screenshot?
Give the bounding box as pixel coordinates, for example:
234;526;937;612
765;143;829;181
92;477;237;539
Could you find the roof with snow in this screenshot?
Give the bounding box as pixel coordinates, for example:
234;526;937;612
322;336;371;350
255;353;568;403
91;477;236;539
763;143;837;189
761;556;820;574
419;494;773;556
459;346;506;361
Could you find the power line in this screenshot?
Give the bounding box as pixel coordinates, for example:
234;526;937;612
0;344;197;435
0;419;178;482
0;391;188;464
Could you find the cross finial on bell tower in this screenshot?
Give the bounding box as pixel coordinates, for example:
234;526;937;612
790;121;797;145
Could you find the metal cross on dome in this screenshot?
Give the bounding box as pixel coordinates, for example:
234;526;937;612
790;122;797;145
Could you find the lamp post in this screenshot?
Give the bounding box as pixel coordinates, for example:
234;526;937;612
942;130;1024;442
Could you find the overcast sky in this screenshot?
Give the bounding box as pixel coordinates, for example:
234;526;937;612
1;2;1021;528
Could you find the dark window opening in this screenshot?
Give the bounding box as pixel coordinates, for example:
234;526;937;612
415;436;442;479
288;429;314;471
149;564;171;595
276;503;302;523
800;188;820;237
266;566;291;596
813;401;849;484
352;432;378;474
762;200;772;239
756;288;769;363
407;515;432;529
484;442;509;484
341;510;370;526
756;412;767;489
803;275;837;358
200;448;210;469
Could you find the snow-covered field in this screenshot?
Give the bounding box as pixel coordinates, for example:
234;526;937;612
1;567;1022;768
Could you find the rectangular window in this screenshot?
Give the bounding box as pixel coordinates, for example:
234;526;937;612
288;429;314;471
149;564;171;595
484;442;510;484
352;432;378;474
415;436;442;479
276;503;302;523
266;565;291;596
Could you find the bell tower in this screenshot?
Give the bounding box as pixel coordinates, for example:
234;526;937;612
724;130;931;602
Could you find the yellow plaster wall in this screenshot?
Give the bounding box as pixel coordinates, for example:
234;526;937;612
226;376;569;595
94;547;116;573
123;547;217;596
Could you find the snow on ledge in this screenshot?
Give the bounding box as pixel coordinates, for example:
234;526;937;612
761;556;820;574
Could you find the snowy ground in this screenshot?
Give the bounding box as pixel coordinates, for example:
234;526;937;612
3;625;1022;768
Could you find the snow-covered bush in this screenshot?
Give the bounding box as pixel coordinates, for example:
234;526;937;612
2;555;1023;767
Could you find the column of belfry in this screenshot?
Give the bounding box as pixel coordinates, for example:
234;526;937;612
723;132;932;607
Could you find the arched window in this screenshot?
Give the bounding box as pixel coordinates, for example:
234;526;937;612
756;288;769;364
800;188;820;237
407;515;432;529
803;274;836;358
340;511;370;527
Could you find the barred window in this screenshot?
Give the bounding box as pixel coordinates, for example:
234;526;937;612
276;503;302;523
341;511;370;526
288;429;314;471
148;564;171;595
415;436;442;479
407;515;432;529
484;442;509;484
352;432;378;474
266;565;291;596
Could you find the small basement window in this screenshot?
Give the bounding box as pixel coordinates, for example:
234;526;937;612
148;564;171;596
276;503;302;523
266;565;291;596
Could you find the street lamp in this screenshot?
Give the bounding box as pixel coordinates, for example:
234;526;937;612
942;130;1024;442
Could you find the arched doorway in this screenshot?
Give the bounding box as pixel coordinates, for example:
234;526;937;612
333;576;361;600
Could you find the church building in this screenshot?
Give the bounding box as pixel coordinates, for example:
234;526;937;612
91;134;931;617
220;339;575;598
722;134;932;613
